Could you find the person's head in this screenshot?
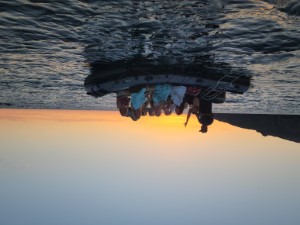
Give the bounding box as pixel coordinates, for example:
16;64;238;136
117;96;130;116
164;107;172;116
116;96;129;107
200;125;208;133
133;108;142;119
154;107;161;117
148;108;154;116
119;107;128;116
197;114;214;133
141;107;148;116
126;107;140;121
175;103;185;115
164;110;172;116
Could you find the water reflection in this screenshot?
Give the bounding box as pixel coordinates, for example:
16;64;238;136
84;59;251;133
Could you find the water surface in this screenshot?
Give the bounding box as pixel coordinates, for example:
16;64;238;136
0;0;299;113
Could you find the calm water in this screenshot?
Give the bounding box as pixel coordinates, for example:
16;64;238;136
0;0;299;113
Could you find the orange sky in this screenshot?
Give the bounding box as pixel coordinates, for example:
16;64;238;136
0;109;298;156
0;108;254;145
0;109;299;209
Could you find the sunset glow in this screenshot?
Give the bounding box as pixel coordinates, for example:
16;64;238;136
1;109;299;225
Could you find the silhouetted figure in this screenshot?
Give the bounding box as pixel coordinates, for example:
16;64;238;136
131;88;148;111
154;105;162;117
126;107;140;121
184;86;202;127
170;86;186;107
152;84;171;107
116;90;131;116
163;96;174;116
129;87;152;120
197;98;214;133
184;96;199;127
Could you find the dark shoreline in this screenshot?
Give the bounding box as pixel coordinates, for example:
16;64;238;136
215;113;300;143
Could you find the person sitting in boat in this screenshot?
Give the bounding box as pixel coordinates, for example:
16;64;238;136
147;107;155;116
153;104;162;117
197;98;214;133
186;86;201;97
151;84;171;117
163;96;175;116
175;103;185;115
184;95;200;127
170;86;187;108
130;87;149;121
126;107;140;121
131;87;148;110
141;95;151;116
150;99;164;117
183;86;202;127
116;90;131;116
152;84;171;105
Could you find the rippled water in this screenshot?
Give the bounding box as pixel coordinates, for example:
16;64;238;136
0;0;299;113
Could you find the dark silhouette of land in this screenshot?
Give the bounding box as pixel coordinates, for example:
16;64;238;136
215;113;300;143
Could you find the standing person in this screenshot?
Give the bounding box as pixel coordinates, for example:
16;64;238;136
197;98;214;133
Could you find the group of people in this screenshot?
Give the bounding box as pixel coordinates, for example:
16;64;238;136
116;84;214;133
